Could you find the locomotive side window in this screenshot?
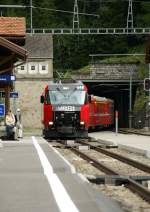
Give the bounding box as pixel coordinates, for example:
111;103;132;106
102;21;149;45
84;93;88;104
45;91;50;104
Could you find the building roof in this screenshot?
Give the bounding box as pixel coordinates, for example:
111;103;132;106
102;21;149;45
0;37;28;75
24;35;53;59
0;37;28;61
0;17;25;37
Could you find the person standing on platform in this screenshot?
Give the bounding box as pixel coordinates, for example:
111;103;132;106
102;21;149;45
16;108;23;138
5;109;16;139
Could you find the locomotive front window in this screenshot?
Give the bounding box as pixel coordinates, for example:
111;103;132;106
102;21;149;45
49;90;86;105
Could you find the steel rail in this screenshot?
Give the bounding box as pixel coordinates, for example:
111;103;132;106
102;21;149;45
118;129;150;136
71;147;118;175
79;141;150;174
71;147;150;203
126;178;150;203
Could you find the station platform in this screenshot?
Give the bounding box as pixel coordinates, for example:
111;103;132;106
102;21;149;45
0;136;123;212
89;131;150;158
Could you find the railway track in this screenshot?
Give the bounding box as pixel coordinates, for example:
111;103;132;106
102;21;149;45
70;147;150;203
118;129;150;136
48;138;150;203
78;140;150;174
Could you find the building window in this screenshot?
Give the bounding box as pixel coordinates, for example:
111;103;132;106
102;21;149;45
31;66;35;70
29;63;38;74
39;63;48;74
42;65;46;71
17;64;27;74
21;66;24;70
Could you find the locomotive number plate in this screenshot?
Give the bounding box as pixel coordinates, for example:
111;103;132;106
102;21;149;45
56;106;75;111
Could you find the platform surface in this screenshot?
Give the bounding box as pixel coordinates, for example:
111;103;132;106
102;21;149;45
89;131;150;158
0;136;123;212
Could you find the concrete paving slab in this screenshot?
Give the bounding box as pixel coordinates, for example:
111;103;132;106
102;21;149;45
0;174;59;212
0;136;124;212
0;144;42;174
0;138;59;212
57;173;123;212
36;137;75;174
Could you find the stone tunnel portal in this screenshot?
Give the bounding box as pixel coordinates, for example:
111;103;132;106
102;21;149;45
84;80;140;128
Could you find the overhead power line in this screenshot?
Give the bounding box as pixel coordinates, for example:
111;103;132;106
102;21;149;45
0;4;99;17
33;6;99;17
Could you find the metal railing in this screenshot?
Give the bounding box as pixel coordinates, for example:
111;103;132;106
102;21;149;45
26;27;150;35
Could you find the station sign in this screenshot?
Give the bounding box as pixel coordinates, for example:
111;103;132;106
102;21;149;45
10;92;18;98
0;104;5;117
0;75;16;82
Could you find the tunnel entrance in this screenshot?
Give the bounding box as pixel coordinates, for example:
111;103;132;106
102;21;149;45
83;80;141;128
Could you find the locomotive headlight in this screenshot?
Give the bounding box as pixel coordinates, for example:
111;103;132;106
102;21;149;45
80;121;85;125
49;121;53;125
61;113;64;118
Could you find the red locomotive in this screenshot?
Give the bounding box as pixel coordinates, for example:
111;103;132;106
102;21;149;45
40;80;114;138
40;80;90;138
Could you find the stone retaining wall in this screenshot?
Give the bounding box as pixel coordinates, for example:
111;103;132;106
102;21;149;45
90;63;138;79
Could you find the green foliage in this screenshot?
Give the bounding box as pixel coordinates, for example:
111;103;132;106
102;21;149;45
76;65;90;75
100;55;144;64
134;88;148;112
1;0;150;70
138;63;149;79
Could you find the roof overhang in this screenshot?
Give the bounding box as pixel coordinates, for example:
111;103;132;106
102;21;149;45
0;37;28;75
0;37;28;60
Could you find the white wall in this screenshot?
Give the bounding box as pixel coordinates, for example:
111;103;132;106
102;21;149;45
15;59;53;78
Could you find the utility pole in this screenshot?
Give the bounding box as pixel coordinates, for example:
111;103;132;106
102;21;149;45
30;0;33;33
127;0;133;29
129;66;133;129
83;0;86;13
73;0;79;29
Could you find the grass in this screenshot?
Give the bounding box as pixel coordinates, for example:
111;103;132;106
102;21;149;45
99;55;145;64
73;65;91;75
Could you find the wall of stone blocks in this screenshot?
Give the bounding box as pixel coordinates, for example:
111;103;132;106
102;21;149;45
10;80;49;129
90;63;138;80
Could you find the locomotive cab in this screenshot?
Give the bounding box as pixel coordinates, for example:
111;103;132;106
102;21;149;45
41;81;89;138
